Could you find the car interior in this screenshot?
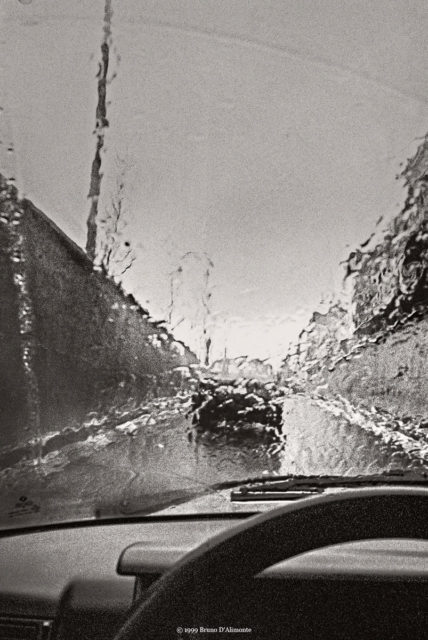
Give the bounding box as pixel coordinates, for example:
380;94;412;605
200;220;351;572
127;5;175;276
1;489;427;640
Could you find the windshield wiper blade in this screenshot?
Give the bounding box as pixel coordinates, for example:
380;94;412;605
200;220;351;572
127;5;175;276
229;471;428;502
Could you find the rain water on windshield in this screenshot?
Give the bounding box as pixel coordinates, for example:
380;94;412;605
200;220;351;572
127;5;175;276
1;0;428;526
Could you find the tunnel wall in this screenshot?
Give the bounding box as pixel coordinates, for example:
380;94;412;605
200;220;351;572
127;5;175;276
0;178;197;455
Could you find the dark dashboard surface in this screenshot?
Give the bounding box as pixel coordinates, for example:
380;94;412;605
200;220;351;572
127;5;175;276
0;517;248;619
0;515;428;639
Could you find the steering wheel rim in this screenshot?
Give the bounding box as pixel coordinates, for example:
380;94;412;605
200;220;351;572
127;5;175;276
115;487;428;640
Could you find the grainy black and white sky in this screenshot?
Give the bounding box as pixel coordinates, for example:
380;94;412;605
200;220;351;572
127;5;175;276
2;0;428;361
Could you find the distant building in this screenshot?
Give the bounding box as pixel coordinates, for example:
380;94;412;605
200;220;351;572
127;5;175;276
280;303;352;380
209;356;274;381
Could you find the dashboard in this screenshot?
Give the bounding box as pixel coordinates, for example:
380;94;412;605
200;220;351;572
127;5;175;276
0;511;428;639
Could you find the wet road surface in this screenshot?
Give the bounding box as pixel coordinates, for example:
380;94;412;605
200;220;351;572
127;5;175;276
0;394;427;527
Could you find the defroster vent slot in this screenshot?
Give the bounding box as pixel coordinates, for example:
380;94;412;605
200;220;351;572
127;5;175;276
0;617;52;640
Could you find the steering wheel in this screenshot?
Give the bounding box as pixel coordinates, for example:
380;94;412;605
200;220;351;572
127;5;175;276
115;487;428;639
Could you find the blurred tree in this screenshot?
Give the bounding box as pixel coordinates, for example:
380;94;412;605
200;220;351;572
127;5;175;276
168;252;214;363
98;156;135;282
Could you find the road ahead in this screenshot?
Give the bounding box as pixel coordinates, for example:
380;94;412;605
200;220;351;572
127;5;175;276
0;394;426;527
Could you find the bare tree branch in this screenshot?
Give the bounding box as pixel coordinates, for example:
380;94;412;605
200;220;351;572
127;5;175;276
98;155;136;282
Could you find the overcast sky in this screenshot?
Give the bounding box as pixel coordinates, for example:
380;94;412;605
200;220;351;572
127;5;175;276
2;0;428;361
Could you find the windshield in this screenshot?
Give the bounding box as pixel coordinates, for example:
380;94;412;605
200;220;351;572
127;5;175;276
1;0;428;529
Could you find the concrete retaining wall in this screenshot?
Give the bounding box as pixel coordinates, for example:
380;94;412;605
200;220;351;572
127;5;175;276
0;176;197;457
321;319;428;419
